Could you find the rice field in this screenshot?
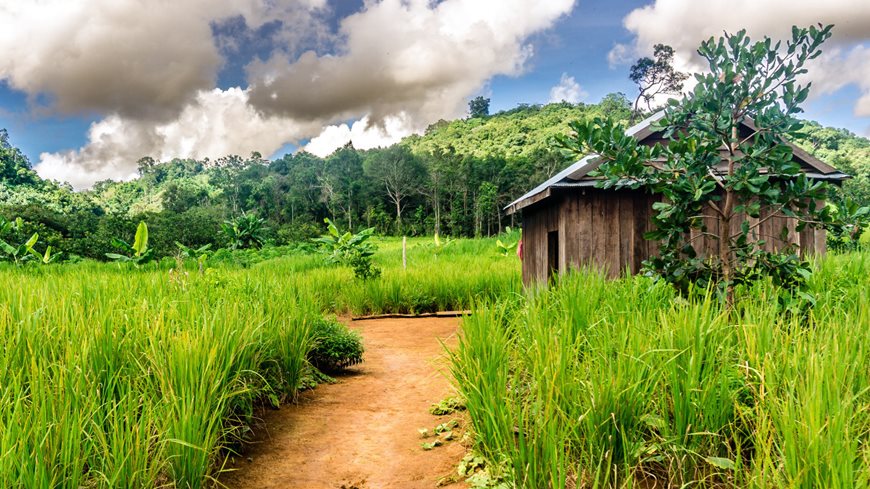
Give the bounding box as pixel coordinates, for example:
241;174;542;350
0;236;519;488
4;233;868;488
451;250;870;488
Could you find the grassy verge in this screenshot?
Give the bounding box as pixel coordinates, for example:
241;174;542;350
451;251;870;488
0;236;520;487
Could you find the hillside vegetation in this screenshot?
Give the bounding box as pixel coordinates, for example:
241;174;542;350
0;96;867;262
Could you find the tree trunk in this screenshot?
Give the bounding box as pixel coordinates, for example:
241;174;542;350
720;122;739;306
433;187;441;236
395;198;402;234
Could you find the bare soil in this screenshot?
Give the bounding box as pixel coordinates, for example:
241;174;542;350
219;316;468;489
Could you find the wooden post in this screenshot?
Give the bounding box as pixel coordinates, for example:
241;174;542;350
402;236;407;270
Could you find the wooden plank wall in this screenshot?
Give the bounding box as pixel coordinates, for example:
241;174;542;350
521;201;560;285
522;191;828;285
556;189;652;279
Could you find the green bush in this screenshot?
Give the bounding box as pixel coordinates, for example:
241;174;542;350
308;318;364;372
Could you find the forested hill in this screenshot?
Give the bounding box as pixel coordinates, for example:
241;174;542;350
0;95;868;261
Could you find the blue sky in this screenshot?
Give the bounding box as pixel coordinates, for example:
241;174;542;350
1;0;868;188
489;0;639;111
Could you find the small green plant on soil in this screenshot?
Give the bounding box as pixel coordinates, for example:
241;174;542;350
429;396;466;415
460;453;509;489
106;221;154;266
313;218;381;279
308;317;364;372
419;419;461;439
421;439;443;451
436;451;509;488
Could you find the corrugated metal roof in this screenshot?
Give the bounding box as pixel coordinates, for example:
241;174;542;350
504;111;848;215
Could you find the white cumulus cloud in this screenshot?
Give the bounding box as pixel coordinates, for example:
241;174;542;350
247;0;577;128
548;73;588;103
304;114;416;157
0;0;326;120
607;43;632;69
35;88;319;189
611;0;870;117
4;0;576;187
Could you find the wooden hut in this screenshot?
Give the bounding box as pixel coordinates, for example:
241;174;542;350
505;112;849;285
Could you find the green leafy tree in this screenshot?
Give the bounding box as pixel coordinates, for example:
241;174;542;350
826;192;870;251
558;25;835;303
598;92;633;120
476;181;498;237
320;147;364;230
364;146;427;233
468;96;490;118
628;44;688;122
0;129;39;186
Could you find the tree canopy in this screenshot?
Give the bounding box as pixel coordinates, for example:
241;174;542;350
0;88;866;263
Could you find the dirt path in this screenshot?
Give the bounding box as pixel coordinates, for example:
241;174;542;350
220;316;468;489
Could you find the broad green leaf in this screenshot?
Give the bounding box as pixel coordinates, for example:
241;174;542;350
0;240;14;255
132;221;149;256
705;456;735;470
24;233;38;249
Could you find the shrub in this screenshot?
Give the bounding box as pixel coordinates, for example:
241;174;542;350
308;318;364;372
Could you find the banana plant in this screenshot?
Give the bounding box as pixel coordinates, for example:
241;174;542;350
313;218;380;279
433;232;454;258
221;212;267;250
176;242;211;273
106;221;154;266
0;231;39;265
496;226;521;257
29;245;62;264
0;217;43;265
0;217;12;235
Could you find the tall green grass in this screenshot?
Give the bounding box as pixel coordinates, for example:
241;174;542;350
451;251;870;488
0;267;317;488
164;235;521;315
0;236;520;487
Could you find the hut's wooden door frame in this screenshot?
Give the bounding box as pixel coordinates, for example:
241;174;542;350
547;229;559;280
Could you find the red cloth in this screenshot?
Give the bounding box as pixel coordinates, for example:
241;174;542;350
516;238;523;261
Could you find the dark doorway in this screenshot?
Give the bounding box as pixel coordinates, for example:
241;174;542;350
547;230;559;280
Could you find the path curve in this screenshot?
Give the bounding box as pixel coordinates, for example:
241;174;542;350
220;316;467;489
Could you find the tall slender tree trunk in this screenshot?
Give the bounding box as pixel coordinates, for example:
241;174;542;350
433;187;441;236
720;121;739;306
347;188;353;231
395;198;402;234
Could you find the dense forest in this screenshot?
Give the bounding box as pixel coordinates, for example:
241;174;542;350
1;94;868;261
